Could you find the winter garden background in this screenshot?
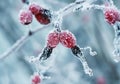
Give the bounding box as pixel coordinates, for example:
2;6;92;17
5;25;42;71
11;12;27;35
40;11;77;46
0;0;120;84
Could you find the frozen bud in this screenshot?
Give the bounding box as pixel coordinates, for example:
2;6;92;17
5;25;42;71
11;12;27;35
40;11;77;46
71;45;82;56
21;0;29;4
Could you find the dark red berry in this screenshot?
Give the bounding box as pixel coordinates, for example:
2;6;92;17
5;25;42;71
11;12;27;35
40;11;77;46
35;9;51;24
19;9;33;25
59;30;76;48
29;3;43;15
47;31;59;48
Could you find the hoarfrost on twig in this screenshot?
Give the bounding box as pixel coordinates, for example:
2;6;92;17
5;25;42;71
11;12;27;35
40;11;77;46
113;22;120;62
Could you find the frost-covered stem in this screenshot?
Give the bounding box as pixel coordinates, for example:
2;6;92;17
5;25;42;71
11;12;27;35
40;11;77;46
57;0;85;16
76;53;93;76
74;4;105;12
113;22;120;62
0;24;50;60
88;5;105;10
71;45;94;76
0;34;29;61
82;46;97;56
108;0;114;5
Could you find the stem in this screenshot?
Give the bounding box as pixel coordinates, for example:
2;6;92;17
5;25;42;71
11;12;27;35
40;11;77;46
57;0;85;16
76;53;93;76
0;24;51;61
0;34;29;61
113;22;120;62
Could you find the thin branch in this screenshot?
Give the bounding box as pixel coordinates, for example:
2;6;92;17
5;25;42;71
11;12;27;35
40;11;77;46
57;0;85;16
0;24;51;61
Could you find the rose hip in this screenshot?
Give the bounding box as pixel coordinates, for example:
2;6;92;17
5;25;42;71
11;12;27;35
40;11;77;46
59;30;76;48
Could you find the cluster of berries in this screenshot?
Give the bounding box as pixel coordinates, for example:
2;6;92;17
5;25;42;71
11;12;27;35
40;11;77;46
40;30;82;60
104;6;120;25
19;3;51;25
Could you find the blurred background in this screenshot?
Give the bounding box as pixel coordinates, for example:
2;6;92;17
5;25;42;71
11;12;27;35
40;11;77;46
0;0;120;84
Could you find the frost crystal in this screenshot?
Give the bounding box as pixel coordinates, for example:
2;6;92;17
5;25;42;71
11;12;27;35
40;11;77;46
113;22;120;62
71;45;95;76
77;54;93;76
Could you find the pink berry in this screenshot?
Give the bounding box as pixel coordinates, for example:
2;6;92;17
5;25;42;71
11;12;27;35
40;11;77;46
59;30;76;48
47;31;59;48
29;3;43;15
19;9;33;25
32;74;41;84
96;77;106;84
104;7;120;24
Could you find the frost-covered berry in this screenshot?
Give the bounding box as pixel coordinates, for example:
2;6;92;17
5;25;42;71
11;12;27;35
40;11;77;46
59;30;76;48
32;73;41;84
29;3;42;15
104;7;120;24
35;9;51;24
19;9;33;25
47;31;59;48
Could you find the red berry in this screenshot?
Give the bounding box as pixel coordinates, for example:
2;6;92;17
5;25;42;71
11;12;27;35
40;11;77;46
59;30;76;48
96;77;106;84
29;3;43;15
19;9;33;25
104;7;120;24
35;9;51;24
47;31;59;48
32;74;41;84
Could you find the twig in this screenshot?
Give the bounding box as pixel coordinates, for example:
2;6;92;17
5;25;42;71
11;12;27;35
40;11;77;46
0;24;51;61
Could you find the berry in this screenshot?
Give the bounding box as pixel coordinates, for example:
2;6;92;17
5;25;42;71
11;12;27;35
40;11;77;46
104;7;120;24
19;9;33;25
47;31;59;48
96;77;106;84
29;3;43;15
32;73;41;84
59;30;76;48
35;9;51;24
